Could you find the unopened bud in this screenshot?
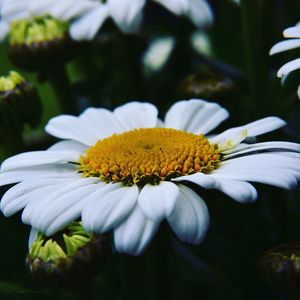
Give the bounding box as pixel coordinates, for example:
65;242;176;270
8;16;76;71
26;222;111;289
259;242;300;295
179;71;234;99
0;71;42;129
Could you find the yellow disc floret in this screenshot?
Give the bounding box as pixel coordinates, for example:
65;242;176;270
79;128;221;186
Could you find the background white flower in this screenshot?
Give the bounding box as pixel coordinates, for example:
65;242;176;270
0;0;97;40
70;0;213;40
0;99;299;256
270;22;300;99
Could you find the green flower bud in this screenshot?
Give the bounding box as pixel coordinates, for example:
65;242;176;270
26;222;111;289
259;242;300;295
8;16;76;71
0;71;42;129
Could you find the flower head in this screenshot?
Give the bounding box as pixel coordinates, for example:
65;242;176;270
270;22;300;99
1;99;300;255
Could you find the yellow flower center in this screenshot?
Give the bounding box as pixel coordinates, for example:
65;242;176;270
79;128;221;186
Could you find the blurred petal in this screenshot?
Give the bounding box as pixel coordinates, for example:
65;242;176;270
109;0;145;33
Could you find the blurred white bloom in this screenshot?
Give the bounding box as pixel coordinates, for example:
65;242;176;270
0;0;97;40
70;0;213;40
191;30;212;56
1;99;300;256
143;36;174;73
270;22;300;99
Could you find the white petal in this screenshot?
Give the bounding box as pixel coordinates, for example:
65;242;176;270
185;0;213;27
109;0;145;33
24;178;100;234
2;0;29;21
167;184;209;244
28;228;38;250
0;164;79;186
213;154;299;189
173;173;257;203
154;0;188;16
82;184;138;233
48;140;88;152
58;0;99;20
277;58;300;78
223;141;300;158
114;205;159;255
0;21;9;40
70;4;109;40
0;178;72;217
210;117;286;145
79;107;125;138
138;181;180;222
284;25;300;38
164;99;228;134
270;39;300;55
45;115;100;146
1;151;80;172
113;102;158;130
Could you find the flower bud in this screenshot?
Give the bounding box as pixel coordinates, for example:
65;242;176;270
26;222;111;289
259;242;300;295
179;71;234;99
8;16;76;71
0;71;42;129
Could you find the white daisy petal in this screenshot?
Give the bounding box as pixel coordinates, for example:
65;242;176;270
79;107;125;138
164;99;228;134
0;178;72;217
45;115;99;146
186;0;213;27
82;184;138;233
47;140;88;152
28;228;38;250
223;141;300;158
270;39;300;55
70;4;109;40
114;205;159;255
138;181;180;222
211;117;286;146
109;0;145;33
283;25;300;38
173;173;257;203
113;102;158;130
25;178;99;234
167;184;209;244
2;0;29;21
0;164;79;186
21;183;69;224
277;58;300;78
1;151;80;172
44;184;101;236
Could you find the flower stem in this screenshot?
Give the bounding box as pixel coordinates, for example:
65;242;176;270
240;0;268;118
47;65;78;115
121;224;175;300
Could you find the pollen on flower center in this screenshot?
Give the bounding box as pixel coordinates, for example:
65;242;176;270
79;128;221;186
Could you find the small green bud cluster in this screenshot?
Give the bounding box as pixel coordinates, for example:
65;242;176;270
27;222;111;289
0;71;25;92
10;16;69;46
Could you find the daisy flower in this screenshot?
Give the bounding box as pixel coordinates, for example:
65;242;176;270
270;22;300;98
1;99;300;256
0;0;96;40
70;0;213;40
